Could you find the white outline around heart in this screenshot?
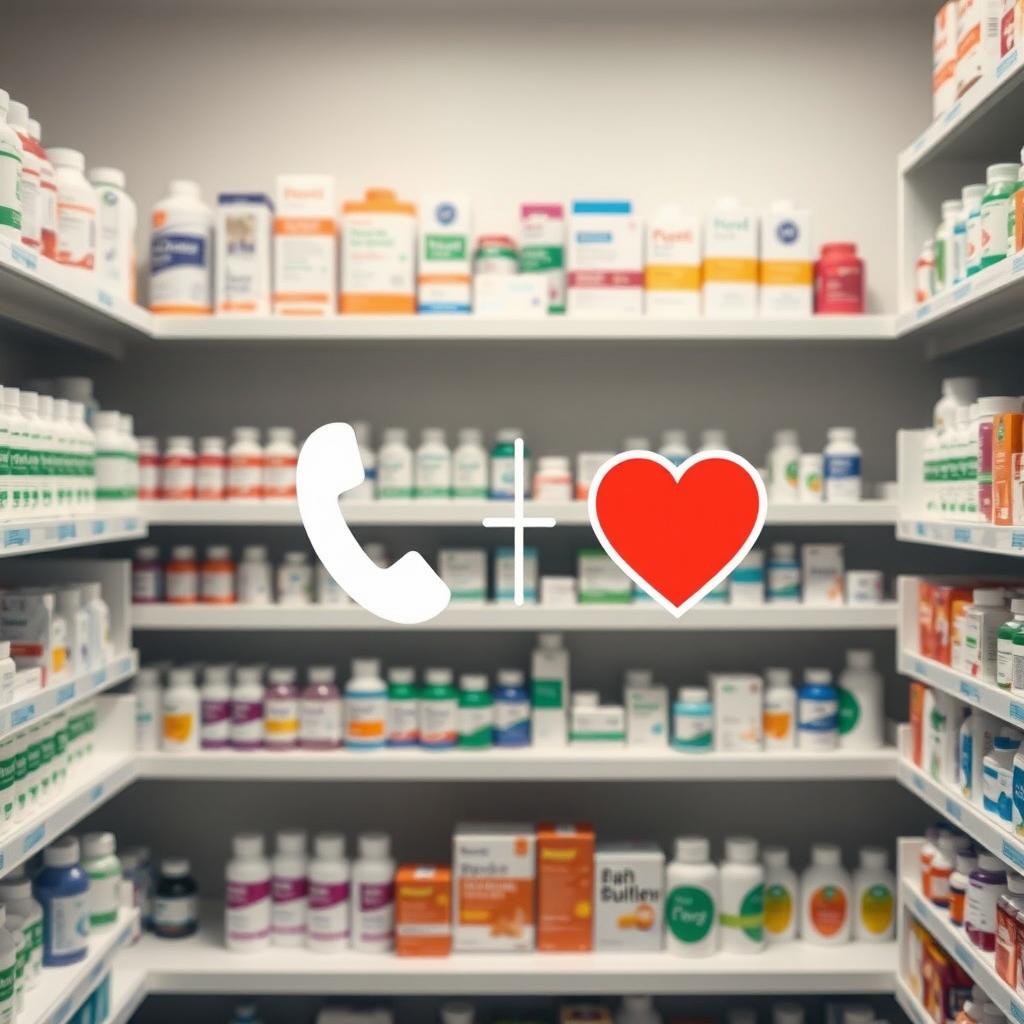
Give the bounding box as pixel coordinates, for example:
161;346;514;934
587;449;768;619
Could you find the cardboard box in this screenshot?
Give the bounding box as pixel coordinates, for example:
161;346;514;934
395;864;451;956
703;200;758;318
625;684;669;746
438;549;487;603
418;196;472;314
537;823;595;952
520;203;566;314
759;203;812;318
216;193;273;316
933;584;973;666
957;0;1001;98
473;274;548;317
567;201;643;316
801;543;845;606
2;591;61;684
570;700;626;745
593;843;664;951
710;672;763;751
1014;452;1024;524
273;174;336;316
909;681;927;767
994;412;1023;524
453;823;535;952
576;452;614;500
918;579;938;660
495;547;538;604
577;550;632;604
934;1;959;117
644;207;701;317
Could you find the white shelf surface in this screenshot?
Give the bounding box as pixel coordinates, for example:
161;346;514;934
897;648;1024;729
149;314;896;344
896;518;1024;557
0;238;150;357
0;753;137;879
105;965;148;1024
895;977;934;1024
121;905;897;995
901;873;1024;1023
135;745;898;782
25;909;138;1024
142;498;898;527
0;513;145;558
896;757;1024;873
131;602;898;632
0;650;138;739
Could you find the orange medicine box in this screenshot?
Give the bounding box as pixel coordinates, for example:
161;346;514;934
994;412;1024;525
537;822;595;952
395;864;451;957
453;823;536;952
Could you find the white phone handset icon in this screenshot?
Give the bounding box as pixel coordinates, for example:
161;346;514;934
297;423;451;624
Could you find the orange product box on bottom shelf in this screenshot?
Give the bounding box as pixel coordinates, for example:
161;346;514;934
395;864;451;956
453;823;536;952
537;822;595;952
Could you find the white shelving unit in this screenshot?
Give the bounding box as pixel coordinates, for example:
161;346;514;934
896;518;1024;556
131;602;898;631
894;977;933;1024
0;513;145;558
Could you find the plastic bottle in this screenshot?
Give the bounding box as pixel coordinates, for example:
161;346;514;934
133;666;161;751
719;837;765;953
768;430;801;503
823;428;862;502
966;853;1008;951
200;664;232;749
837;650;883;749
17;391;41;515
264;666;300;751
196;436;226;500
82;831;122;928
375;427;413;499
6;103;37;252
797;669;839;751
0;94;22;244
415;428;452;499
47;148;97;271
89;167;137;300
763;845;799;942
659;429;692;467
226;833;272;952
950;850;978;927
491;429;528;499
153;858;198;939
161;435;196;500
916;239;935;301
966;588;1009;684
0;872;41;986
935;199;963;289
276;552;312;605
451;428;488;499
237;545;273;605
300;666;343;750
995;873;1024;985
201;545;235;605
271;830;308;947
419;667;458;749
531;632;570;746
766;542;800;603
227;427;264;500
814;243;864;314
616;996;660;1024
162;667;200;752
351;832;395;953
665;836;719;957
457;673;493;748
263;427;297;500
800;843;851;945
494;668;531;747
230;665;265;751
345;658;388;750
763;668;796;750
955;184;985;283
150;179;213;314
852;846;895;942
307;833;350;953
672;686;713;752
33;836;89;965
980;164;1020;268
983;727;1021;823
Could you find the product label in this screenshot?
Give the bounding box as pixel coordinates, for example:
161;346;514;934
86;867;121;926
346;696;387;745
666;885;715;943
720;884;764;942
419;697;458;747
458;703;493;746
798;697;838;732
264;456;297;498
673;710;713;750
230;699;263;748
300;699;342;745
154;895;197;933
264;697;299;743
764;883;794;935
196;458;225;499
165;567;198;603
0;144;21;234
46;892;88;957
386;696;419;745
808;884;848;937
859;883;893;935
272;875;308;937
201;698;231;747
308;881;350;942
837;689;861;735
56;199;96;269
494;697;531;745
227;457;263;499
226;880;271;943
357;881;395;944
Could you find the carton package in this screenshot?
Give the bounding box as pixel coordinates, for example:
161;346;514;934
934;1;959;117
567;201;644;316
703;199;758;318
570;697;626;745
495;547;538;604
644;206;701;317
340;188;416;314
801;543;845;606
520;203;566;314
418;196;472;314
1013;452;1024;524
2;591;64;685
593;842;665;951
956;0;1001;98
438;549;487;603
537;822;595;951
994;411;1023;524
273;174;337;316
395;864;451;957
625;683;669;746
710;672;763;751
473;275;547;317
759;202;813;317
453;823;535;952
577;550;632;604
540;576;577;607
216;193;273;316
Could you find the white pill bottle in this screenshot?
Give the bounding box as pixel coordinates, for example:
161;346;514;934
149;179;212;315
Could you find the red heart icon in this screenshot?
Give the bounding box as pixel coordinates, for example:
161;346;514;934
588;451;767;618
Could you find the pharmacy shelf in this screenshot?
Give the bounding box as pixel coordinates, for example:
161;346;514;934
24;909;138;1024
899;50;1024;174
0;238;150;357
134;745;899;782
896;517;1024;557
0;753;137;880
149;314;896;345
0;512;145;557
131;602;898;632
894;977;934;1024
0;649;138;739
120;904;897;995
142;498;898;527
896;757;1024;873
901;873;1023;1023
105;966;149;1024
897;648;1024;729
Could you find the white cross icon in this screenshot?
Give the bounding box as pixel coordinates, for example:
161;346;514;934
481;437;557;605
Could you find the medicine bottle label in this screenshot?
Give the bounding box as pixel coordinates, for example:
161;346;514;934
226;880;271;943
165;568;198;604
154;895;197;935
458;705;492;746
231;700;263;748
86;867;121;926
201;568;234;604
228;457;263;499
357;881;394;944
272;875;308;939
494;698;530;745
163;705;196;747
666;885;715;943
0;958;12;1024
674;711;712;750
308;881;350;942
823;455;861;500
808;884;848;937
300;699;342;745
859;884;893;935
0;143;21;236
201;699;231;747
419;699;458;747
46;893;88;956
386;698;419;746
720;884;764;942
57;199;96;270
764;883;794;935
346;698;386;746
264;456;297;499
837;690;861;735
264;697;299;744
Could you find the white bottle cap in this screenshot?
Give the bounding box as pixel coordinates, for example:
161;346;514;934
44;836;80;867
763;846;789;868
276;830;306;855
773;1004;805;1024
804;668;833;685
773;429;800;447
538;632;563;649
424;668;453;686
624;668;654;689
0;642;9;660
725;836;758;864
811;843;842;866
308;666;337;686
422;427;446;445
49;148;85;172
7;102;28;128
459;673;488;692
352;658;381;679
441;1003;475;1024
1008;873;1024;895
314;833;345;860
206;545;232;561
162;858;191;878
679;686;709;703
859;846;888;870
242;545;268;561
827;426;857;442
573;691;600;707
674;835;710;863
846;649;874;670
496;668;524;687
170;179;202;198
700;428;728;449
496;428;521;443
233;426;260;444
457;428;482;445
168;667;196;688
171;544;196;561
661;429;689;449
0;871;30;900
233;833;265;859
358;832;390;860
267;426;294;445
841;1006;875;1024
82;831;116;859
987;163;1020;183
973;587;1006;606
623;436;650;451
89;167;126;189
765;668;792;689
234;665;264;687
383;427;407;445
267;666;297;687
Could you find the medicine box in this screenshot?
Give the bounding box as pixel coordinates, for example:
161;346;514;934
703;201;758;318
2;591;59;684
956;0;1001;98
644;207;701;317
520;203;566;314
438;549;487;603
494;547;538;604
593;842;665;952
576;452;614;500
933;1;959;117
577;550;632;604
759;204;812;318
625;683;669;746
395;864;451;957
418;196;472;314
567;201;643;316
473;275;547;317
452;823;536;952
537;822;595;952
571;700;626;745
273;174;336;317
710;672;763;751
216;193;273;316
540;576;577;607
801;543;845;606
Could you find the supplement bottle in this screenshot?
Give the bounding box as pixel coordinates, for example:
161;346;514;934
150;179;213;314
766;543;800;603
385;667;419;747
980;164;1020;268
134;666;161;751
935;198;963;289
852;846;895;942
672;687;713;752
237;545;273;605
201;545;235;605
33;836;89;965
531;632;570;746
915;239;935;301
161;436;197;500
153;858;198;939
345;658;387;749
719;837;764;953
823;427;862;502
964;186;988;275
665;836;719;957
132;544;162;604
0;94;22;243
88;167;137;300
995;872;1024;984
837;649;883;749
18;390;41;514
271;830;308;947
7;103;38;252
276;552;312;605
415;428;452;498
967;588;1009;684
227;427;264;500
230;665;265;750
797;668;839;751
800;843;851;946
0;907;15;1024
226;833;272;952
983;727;1021;823
0;872;40;986
763;668;795;749
352;832;395;953
494;668;531;747
458;673;493;748
263;427;297;499
24;115;57;259
955;186;984;283
452;428;488;499
300;666;343;751
419;667;458;749
200;664;232;749
659;429;691;467
377;428;413;499
264;666;300;751
307;833;350;953
533;456;573;501
768;430;801;503
763;845;799;942
81;831;122;928
950;850;978;927
491;429;529;499
931;833;955;908
162;667;200;752
966;853;1008;951
196;436;227;499
48;148;97;271
814;243;864;314
0;643;14;709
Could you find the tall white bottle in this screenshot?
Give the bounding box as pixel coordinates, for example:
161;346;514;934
306;833;350;953
852;846;895;942
351;832;395;953
225;834;272;952
719;836;765;953
763;845;799;942
838;649;884;750
271;830;308;948
530;633;570;747
664;836;719;957
800;843;851;945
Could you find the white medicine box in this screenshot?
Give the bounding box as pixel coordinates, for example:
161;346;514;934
567;200;643;317
593;843;665;952
710;672;763;751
